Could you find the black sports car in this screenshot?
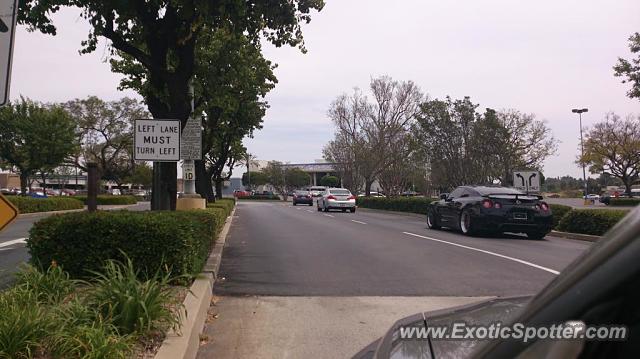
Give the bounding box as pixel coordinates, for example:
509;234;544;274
426;186;552;239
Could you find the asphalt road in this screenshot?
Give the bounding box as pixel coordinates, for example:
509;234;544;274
0;202;150;288
215;201;591;297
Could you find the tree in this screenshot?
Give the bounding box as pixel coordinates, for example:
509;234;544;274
0;99;77;194
241;171;268;192
64;96;148;187
125;163;153;189
20;0;324;210
263;161;288;200
319;175;339;188
324;76;423;195
579;113;640;195
287;168;311;189
614;32;640;100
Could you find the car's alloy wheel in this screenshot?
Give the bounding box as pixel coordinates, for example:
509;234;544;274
427;210;440;230
460;210;474;235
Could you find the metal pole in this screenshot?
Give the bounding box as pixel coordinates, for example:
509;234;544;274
579;112;587;198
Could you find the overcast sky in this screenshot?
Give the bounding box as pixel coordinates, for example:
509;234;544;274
10;0;640;178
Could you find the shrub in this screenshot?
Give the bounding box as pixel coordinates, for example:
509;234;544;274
557;209;629;236
85;256;183;336
237;195;280;200
72;195;138;205
609;198;640;206
206;198;235;217
356;196;433;214
7;196;83;213
549;204;572;229
27;208;227;280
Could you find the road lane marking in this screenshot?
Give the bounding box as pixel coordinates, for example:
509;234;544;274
351;220;367;225
306;210;313;213
323;214;334;218
0;238;26;248
402;232;560;275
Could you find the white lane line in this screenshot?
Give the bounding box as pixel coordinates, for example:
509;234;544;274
0;238;27;248
351;220;367;225
306;210;313;213
402;232;560;275
323;214;334;218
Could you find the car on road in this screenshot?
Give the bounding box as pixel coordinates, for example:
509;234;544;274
309;186;327;197
357;191;384;197
426;186;553;239
292;190;313;206
317;188;356;213
354;206;640;359
584;194;600;200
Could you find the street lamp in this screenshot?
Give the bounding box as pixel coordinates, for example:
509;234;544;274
572;108;589;204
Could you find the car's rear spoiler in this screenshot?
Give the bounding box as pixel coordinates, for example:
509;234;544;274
484;193;543;200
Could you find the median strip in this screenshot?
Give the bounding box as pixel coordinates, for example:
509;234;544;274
402;232;560;275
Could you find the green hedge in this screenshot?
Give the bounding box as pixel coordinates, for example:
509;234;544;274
356;197;433;215
237;195;280;200
549;204;573;229
609;198;640;207
7;197;84;213
27;208;227;279
72;195;138;205
206;198;236;217
557;209;629;236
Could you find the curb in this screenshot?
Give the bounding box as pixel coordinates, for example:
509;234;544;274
155;205;236;359
550;230;601;242
17;203;141;218
357;207;426;219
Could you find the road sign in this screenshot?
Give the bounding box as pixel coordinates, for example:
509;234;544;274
134;119;181;161
0;193;18;232
513;171;540;193
0;0;18;106
182;161;195;181
180;116;202;160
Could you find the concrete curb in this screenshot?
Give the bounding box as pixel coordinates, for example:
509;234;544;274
155;205;236;359
16;203;141;218
549;230;601;242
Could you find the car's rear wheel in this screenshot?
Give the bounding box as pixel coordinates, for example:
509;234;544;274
526;231;547;240
341;208;347;212
459;209;476;236
427;209;441;230
317;204;322;212
293;202;297;206
323;204;329;212
350;208;356;213
309;203;313;206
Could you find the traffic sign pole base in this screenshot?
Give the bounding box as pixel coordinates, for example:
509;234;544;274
176;197;206;210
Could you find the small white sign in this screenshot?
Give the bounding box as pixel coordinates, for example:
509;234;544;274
513;171;540;193
182;162;195;181
0;0;19;106
180;116;202;160
134;119;181;161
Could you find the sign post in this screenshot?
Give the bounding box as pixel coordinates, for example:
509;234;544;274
513;170;540;194
0;0;19;106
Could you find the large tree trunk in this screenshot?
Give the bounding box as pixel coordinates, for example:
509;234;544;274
623;177;632;196
195;160;215;202
365;179;374;196
19;173;28;196
151;162;177;210
215;178;223;199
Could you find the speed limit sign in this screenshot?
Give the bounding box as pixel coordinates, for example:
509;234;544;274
182;162;195;181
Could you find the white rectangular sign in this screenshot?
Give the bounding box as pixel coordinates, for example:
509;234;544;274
134;119;181;161
0;0;18;106
180;116;202;160
513;171;540;193
182;162;195;181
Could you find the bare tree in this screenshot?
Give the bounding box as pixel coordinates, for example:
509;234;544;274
324;76;423;195
580;113;640;195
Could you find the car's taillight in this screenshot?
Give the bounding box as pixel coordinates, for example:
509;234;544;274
540;202;549;212
493;202;502;209
347;195;356;200
482;199;493;209
327;195;336;200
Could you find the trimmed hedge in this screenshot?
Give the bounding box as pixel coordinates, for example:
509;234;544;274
206;198;236;217
356;196;433;215
72;195;138;205
27;208;228;279
609;198;640;207
557;209;629;236
549;204;572;229
7;197;84;213
237;195;280;200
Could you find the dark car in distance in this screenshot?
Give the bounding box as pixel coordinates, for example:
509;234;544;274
427;186;552;239
292;190;313;206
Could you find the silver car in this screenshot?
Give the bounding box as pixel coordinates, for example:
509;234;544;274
317;188;357;213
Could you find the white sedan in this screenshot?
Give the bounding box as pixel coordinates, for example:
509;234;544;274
317;188;357;213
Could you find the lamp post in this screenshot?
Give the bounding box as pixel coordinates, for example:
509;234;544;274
572;108;589;204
